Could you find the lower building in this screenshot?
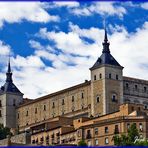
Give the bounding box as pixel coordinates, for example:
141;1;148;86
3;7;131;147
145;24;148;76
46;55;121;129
30;103;148;146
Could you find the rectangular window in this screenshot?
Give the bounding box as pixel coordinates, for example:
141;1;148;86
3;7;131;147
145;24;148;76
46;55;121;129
139;123;143;132
52;102;55;108
0;100;2;107
86;130;91;139
135;85;138;90
94;128;98;135
116;75;118;80
62;99;65;105
44;105;46;111
127;123;130;129
0;110;1;117
105;127;108;133
144;87;147;92
105;137;109;144
109;73;111;79
94;75;96;80
114;125;119;134
72;96;74;102
26;111;28;116
81;93;84;99
95;139;99;145
35;108;37;114
18;113;19;119
126;83;129;89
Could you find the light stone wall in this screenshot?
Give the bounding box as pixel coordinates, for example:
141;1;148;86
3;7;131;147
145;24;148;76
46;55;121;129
123;77;148;107
90;65;123;116
0;93;23;128
17;83;91;132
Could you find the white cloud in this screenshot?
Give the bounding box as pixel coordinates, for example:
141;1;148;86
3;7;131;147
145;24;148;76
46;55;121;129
141;2;148;10
52;2;80;8
1;22;148;99
0;41;11;56
71;2;126;17
0;2;59;28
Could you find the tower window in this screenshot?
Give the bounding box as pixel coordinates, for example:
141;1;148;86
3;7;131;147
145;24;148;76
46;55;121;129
0;110;2;117
116;75;118;80
52;102;55;108
135;85;138;90
13;99;16;106
0;100;1;107
94;75;96;80
109;73;111;79
81;93;84;99
144;87;147;92
26;111;28;116
72;96;74;102
62;99;65;105
18;113;19;119
43;105;46;111
126;83;129;89
100;73;102;79
35;108;37;114
112;94;117;102
96;96;100;103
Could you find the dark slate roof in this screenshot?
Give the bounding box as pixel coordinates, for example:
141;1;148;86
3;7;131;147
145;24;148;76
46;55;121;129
90;52;122;70
0;60;23;95
90;29;122;70
1;82;22;94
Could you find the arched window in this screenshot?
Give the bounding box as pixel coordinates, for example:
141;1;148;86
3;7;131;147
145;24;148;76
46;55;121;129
96;96;100;103
112;94;117;102
100;74;102;79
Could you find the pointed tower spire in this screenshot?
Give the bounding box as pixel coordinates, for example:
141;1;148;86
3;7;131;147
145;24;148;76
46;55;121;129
8;55;11;73
102;23;110;53
6;56;13;83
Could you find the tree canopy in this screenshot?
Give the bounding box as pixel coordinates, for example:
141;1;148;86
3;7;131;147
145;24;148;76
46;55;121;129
113;123;139;146
0;124;11;140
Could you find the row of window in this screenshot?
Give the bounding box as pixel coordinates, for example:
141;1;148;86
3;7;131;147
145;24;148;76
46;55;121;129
86;123;143;138
125;83;147;92
96;94;117;103
19;104;85;119
94;73;119;81
88;137;109;146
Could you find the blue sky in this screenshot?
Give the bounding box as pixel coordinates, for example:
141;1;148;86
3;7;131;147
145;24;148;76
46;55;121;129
0;1;148;98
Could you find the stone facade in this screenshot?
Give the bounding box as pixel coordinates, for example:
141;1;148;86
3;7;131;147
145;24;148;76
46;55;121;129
30;103;148;146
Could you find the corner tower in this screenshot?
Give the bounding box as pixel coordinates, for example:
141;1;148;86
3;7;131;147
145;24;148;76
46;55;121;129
90;29;123;117
0;58;23;128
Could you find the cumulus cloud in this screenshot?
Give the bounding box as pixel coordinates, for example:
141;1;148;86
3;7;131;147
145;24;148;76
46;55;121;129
71;2;126;17
1;21;148;99
0;2;59;28
52;2;80;8
141;2;148;10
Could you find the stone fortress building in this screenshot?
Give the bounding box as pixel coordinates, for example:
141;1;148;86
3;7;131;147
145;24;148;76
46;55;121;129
0;29;148;146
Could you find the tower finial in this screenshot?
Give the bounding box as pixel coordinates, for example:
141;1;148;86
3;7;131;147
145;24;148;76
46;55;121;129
102;20;110;53
8;54;11;73
6;55;13;83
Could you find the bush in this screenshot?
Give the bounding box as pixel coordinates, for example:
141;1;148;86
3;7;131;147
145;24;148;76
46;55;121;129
78;140;87;146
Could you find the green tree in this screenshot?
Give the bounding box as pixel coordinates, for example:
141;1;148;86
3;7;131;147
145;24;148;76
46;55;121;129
78;140;87;146
134;140;148;146
113;123;139;146
0;124;11;140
